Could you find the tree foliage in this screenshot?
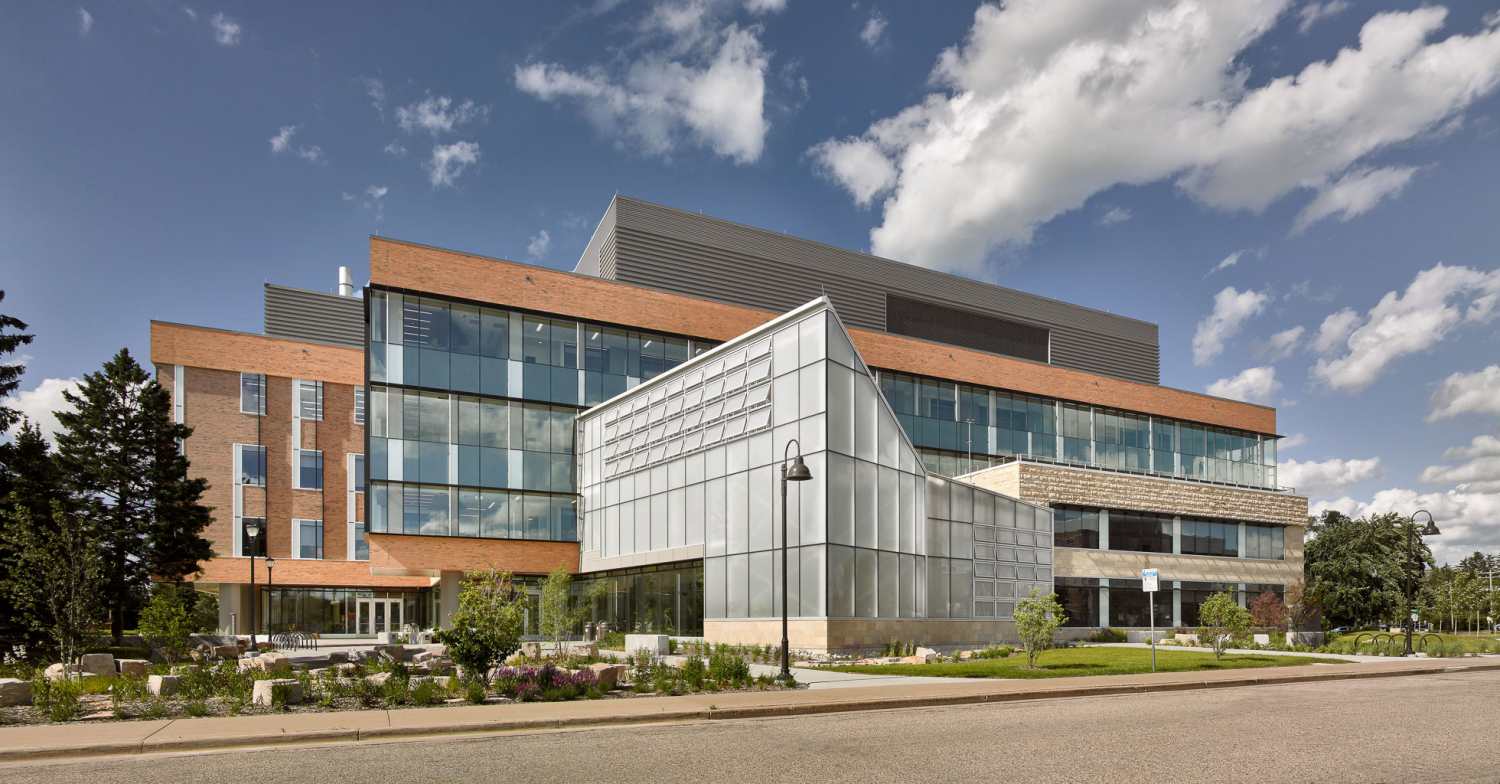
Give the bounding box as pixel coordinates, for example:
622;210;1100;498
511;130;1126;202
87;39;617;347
53;348;215;644
1196;592;1250;661
1248;590;1286;632
0;500;105;667
0;290;33;432
0;422;69;648
1014;588;1067;668
537;563;607;659
434;568;527;683
139;585;196;663
1303;510;1433;628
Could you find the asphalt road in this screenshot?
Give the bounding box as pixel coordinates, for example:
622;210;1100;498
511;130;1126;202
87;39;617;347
7;670;1500;784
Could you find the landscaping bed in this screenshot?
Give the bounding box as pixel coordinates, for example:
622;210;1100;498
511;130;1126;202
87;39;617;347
824;647;1347;679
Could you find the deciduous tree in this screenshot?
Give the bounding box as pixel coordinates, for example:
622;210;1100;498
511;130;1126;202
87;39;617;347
0;500;105;667
1304;510;1433;628
1196;592;1250;661
435;568;526;684
1014;588;1067;669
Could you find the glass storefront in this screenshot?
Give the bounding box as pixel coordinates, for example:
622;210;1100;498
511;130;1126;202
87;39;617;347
573;561;704;637
258;587;431;635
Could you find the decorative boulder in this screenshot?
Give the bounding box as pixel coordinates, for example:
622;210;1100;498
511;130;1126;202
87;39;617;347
212;645;239;660
0;678;33;706
521;642;543;659
44;663;84;681
326;651;348;665
117;659;151;677
624;635;669;656
374;645;407;662
79;653;116;678
586;663;627;691
365;672;393;686
251;678;303;706
570;642;599;659
256;652;291;672
147;675;181;697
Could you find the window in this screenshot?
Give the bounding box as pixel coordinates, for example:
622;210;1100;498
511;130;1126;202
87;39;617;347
352;454;366;493
1181;582;1236;626
296;519;323;559
1182;517;1239;557
1244;523;1285;560
238;444;266;486
1108;509;1173;554
240;373;266;415
1108;579;1164;627
350;522;369;561
297;380;323;421
296;450;324;490
354;386;366;425
1055;577;1098;627
1053;505;1099;549
240;517;267;557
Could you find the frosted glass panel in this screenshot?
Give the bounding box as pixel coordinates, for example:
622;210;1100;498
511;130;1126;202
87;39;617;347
974;491;994;525
800;363;825;416
800;412;826;455
951;484;972;523
900;553;916;618
686;483;705;546
951;521;973;560
620;501;635;555
727;553;749;618
827;452;854;545
878;465;898;551
878;408;899;468
827;313;856;369
667;487;686;548
1034;505;1052;532
827;544;854;617
749;465;773;552
855;548;877;618
774;372;800;426
996;496;1016;528
727;471;748;554
705;477;726;556
854;459;878;549
799;451;826;545
651;493;667;551
706;556;726;618
928;476;950;520
800;544;825;616
749;551;773;617
798;311;826;366
879;550;899;618
900;471;917;553
929;519;951;557
927;557;949;619
950;559;973;618
826;361;853;456
773;326;799;377
854;376;877;463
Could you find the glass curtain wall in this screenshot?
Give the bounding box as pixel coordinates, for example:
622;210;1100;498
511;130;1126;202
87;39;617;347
366;288;716;543
876;371;1278;488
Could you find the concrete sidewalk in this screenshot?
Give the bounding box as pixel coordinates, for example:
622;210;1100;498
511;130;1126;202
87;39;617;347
2;657;1494;763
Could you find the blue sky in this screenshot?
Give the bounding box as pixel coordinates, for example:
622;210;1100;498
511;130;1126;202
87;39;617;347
2;0;1499;562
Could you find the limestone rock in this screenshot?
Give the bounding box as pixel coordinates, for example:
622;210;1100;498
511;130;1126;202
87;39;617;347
326;651;348;665
79;653;116;677
375;644;407;662
521;642;543;659
256;652;290;672
44;663;84;681
212;645;239;660
251;678;303;707
0;678;33;706
570;642;599;658
365;672;393;686
117;659;151;677
586;663;626;690
147;675;181;697
624;634;669;656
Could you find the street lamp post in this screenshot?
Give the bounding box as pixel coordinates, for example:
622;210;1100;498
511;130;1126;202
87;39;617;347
779;439;813;683
1405;510;1440;656
245;521;262;653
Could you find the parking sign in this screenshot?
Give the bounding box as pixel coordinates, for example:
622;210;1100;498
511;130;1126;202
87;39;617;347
1142;568;1159;592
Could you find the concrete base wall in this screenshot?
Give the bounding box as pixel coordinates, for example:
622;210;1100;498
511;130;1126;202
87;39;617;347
706;618;1020;654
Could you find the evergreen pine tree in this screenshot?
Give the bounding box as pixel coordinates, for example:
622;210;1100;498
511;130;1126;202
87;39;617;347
0;290;34;431
0;421;69;647
54;348;214;644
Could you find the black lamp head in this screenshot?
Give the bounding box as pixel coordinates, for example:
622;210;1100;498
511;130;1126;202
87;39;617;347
786;454;813;481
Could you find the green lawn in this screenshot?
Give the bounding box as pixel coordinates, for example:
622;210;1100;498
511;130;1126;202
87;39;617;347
824;647;1346;679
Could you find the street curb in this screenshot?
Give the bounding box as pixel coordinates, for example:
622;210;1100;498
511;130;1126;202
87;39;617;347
3;661;1495;763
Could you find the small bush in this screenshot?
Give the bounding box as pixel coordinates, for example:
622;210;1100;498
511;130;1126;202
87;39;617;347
970;646;1014;660
142;698;169;720
464;680;488;705
412;679;441;706
1088;628;1128;643
708;651;750;686
353;679;382;707
598;631;626;651
382;678;409;706
681;654;706;689
35;676;83;722
184;699;208;717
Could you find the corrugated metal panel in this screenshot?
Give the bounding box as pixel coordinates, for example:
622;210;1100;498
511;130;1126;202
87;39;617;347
574;198;617;278
264;284;364;349
599;197;1160;384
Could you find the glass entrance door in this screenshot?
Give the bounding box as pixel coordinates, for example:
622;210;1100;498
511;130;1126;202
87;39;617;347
358;599;403;637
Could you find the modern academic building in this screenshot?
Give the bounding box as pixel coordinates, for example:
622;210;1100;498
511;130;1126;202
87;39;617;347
152;196;1308;651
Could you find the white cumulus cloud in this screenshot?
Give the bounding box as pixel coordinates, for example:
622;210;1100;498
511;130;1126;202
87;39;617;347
1311;263;1500;393
1298;0;1350;34
1193;287;1269;366
1279;432;1307;449
3;378;81;445
1419;435;1500;493
527;230;552;260
809;2;1500;273
269;125;323;164
1280;456;1384;496
515;3;774;165
425;141;480;188
1251;325;1305;362
860;12;887;49
1291;165;1420;235
1312;485;1500;566
1427;365;1500;422
1206;366;1281;404
1097;206;1131;226
396;95;488;136
78;8;92;34
211;12;240;46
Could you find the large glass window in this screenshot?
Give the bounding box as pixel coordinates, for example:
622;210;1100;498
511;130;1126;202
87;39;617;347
1181;582;1236;627
1108;509;1172;554
297;380;323;420
238;444;266;486
240;373;266;415
352;454;366;493
354;386;366;425
1053;505;1099;549
297;519;323;559
1181;517;1239;557
1055;577;1098;627
1108;579;1165;627
351;523;369;561
1244;523;1285;560
296;450;323;490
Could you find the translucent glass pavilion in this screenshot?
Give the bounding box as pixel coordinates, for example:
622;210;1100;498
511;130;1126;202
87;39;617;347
576;298;1055;651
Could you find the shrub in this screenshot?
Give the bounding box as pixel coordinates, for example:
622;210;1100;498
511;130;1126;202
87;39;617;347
1087;628;1127;643
464;679;488;705
708;651;750;686
681;654;707;689
184;699;208;717
139;585;195;664
1196;592;1251;661
33;674;83;722
353;679;382;707
1015;588;1068;668
433;569;526;688
598;631;626;651
383;678;409;705
971;646;1014;660
142;698;169;719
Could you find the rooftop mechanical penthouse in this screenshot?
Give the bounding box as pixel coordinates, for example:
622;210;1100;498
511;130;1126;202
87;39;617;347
151;195;1307;652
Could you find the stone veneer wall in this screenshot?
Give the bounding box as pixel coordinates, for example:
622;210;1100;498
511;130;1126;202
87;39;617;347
965;462;1306;594
706;619;1020;654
